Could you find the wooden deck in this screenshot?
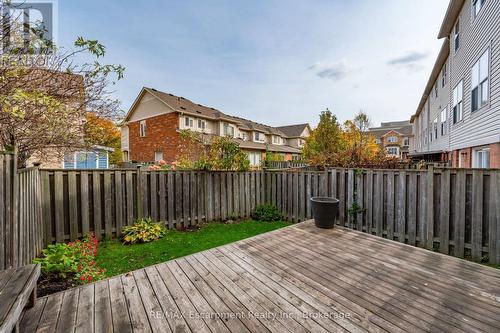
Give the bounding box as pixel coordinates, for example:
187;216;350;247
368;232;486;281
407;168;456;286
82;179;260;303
20;221;500;333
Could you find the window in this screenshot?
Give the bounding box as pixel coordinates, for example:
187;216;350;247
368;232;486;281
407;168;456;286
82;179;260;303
453;81;463;123
254;132;263;141
387;136;397;143
241;132;247;141
440;108;447;135
472;0;486;19
247;152;261;166
184;117;193;127
154;151;163;163
123;151;129;163
140;120;146;137
197;119;206;130
387;147;399;156
273;136;282;144
473;148;490;168
433;118;438;139
434;84;438;98
454;20;460;52
403;137;409;146
441;63;447;87
375;138;381;144
471;49;489;112
223;123;234;137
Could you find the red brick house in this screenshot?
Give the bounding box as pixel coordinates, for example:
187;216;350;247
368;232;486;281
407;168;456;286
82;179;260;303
121;88;310;166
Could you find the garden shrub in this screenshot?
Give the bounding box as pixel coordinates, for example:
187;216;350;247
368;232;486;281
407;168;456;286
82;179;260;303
121;217;167;244
251;204;283;222
34;233;105;284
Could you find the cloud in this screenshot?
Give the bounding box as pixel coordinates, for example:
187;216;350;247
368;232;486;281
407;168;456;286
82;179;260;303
387;51;428;71
308;60;353;81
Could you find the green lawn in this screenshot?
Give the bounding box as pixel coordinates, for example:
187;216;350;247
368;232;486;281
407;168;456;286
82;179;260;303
96;220;290;277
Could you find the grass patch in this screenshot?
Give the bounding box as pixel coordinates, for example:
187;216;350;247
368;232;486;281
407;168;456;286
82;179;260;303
96;220;290;277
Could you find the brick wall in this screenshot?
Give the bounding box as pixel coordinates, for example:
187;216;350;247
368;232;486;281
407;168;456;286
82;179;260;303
489;142;500;168
128;113;181;163
450;142;500;168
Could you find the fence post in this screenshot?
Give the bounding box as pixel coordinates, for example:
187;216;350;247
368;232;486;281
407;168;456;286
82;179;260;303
136;165;143;218
11;146;18;268
426;165;434;250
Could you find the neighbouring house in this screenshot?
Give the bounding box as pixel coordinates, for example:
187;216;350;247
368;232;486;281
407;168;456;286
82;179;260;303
368;121;412;159
120;87;310;167
410;0;500;168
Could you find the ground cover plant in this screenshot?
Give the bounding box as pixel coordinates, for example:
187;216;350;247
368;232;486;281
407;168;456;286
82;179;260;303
34;233;105;296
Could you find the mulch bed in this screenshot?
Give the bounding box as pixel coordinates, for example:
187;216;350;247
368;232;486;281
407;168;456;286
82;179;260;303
37;272;77;297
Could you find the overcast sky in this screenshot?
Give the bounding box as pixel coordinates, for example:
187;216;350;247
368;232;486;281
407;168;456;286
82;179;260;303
59;0;449;128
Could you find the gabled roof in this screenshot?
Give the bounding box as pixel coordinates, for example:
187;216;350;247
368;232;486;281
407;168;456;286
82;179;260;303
276;124;310;138
437;0;465;39
124;87;308;138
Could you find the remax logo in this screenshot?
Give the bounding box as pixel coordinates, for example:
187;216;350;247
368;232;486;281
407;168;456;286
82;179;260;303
1;0;58;55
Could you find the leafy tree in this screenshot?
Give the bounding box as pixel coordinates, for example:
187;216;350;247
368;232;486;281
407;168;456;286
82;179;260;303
84;113;122;165
207;137;250;171
0;9;125;166
174;130;209;170
302;109;346;167
342;111;380;167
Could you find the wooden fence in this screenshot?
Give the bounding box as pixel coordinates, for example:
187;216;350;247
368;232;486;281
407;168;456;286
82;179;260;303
266;160;308;169
0;154;43;269
266;167;500;265
1;148;499;267
40;170;266;243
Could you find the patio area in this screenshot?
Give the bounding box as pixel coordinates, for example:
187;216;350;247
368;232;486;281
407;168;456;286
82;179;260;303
20;221;500;333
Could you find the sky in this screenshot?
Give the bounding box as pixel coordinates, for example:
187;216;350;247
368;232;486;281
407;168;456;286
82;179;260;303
57;0;450;128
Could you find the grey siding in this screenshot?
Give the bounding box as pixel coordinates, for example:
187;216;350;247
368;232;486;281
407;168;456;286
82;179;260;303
428;56;451;152
448;0;500;150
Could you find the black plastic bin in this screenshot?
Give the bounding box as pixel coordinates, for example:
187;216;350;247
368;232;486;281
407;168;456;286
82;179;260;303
310;197;339;229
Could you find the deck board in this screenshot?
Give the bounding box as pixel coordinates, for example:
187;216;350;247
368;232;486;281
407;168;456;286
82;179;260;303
20;221;500;332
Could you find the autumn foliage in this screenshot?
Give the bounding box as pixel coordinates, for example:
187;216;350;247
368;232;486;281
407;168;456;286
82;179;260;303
303;110;398;168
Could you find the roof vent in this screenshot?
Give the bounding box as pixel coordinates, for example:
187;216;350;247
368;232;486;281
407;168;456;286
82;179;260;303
196;110;201;114
180;106;186;110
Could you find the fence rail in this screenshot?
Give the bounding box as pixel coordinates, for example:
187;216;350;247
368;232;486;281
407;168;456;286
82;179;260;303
265;160;308;169
1;149;499;268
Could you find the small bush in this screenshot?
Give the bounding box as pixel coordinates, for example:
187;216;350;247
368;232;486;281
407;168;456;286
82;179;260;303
33;243;77;277
251;204;283;222
34;233;105;284
121;217;167;244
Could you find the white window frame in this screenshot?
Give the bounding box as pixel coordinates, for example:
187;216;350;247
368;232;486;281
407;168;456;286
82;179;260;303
403;137;409;146
154;151;164;163
472;0;486;19
472;147;490;168
441;63;447;87
387;136;397;143
140;120;147;137
387;147;399;156
184;117;194;128
223;123;234;137
453;81;463;124
454;20;460;52
197;119;206;130
471;49;489;112
440;107;447;136
433;118;438;139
